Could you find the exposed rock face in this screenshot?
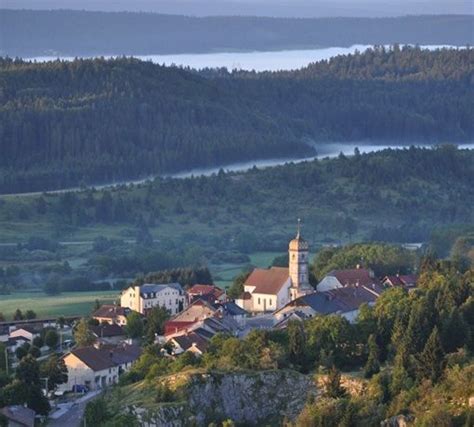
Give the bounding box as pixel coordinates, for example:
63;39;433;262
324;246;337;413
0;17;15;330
137;404;187;427
136;370;316;426
188;370;315;425
380;414;414;427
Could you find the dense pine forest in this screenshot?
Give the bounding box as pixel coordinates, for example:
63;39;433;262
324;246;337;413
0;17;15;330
1;146;473;248
1;46;473;193
1;10;473;57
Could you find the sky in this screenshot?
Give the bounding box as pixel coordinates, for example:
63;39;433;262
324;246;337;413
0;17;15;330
2;0;473;17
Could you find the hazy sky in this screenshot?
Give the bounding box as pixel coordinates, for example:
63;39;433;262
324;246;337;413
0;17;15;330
2;0;473;17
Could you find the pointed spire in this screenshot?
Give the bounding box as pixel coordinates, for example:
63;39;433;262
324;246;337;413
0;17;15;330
296;218;301;238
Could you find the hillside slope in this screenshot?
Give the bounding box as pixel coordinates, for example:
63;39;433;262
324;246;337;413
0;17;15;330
1;47;473;193
1;10;473;57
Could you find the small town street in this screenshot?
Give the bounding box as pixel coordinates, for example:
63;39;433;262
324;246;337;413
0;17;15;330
48;391;101;427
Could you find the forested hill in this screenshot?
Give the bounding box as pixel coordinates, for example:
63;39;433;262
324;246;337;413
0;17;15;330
247;45;474;80
1;47;473;194
0;10;473;57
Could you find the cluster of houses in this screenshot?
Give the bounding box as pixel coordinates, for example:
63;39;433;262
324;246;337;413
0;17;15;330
55;228;416;377
0;227;418;409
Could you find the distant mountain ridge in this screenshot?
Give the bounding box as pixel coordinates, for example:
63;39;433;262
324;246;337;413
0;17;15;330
0;10;473;57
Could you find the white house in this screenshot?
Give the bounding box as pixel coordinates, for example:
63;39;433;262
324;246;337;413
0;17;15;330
120;283;187;315
62;344;141;391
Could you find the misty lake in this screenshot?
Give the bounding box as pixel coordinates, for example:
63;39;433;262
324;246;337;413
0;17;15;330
27;44;459;71
3;142;473;197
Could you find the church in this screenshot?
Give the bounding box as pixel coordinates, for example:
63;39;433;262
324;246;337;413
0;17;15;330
236;221;314;313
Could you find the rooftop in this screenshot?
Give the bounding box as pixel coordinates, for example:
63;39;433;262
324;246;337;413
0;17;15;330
69;343;141;371
140;283;184;296
0;405;35;427
92;304;131;318
244;267;290;295
188;284;225;299
90;323;125;338
328;268;380;289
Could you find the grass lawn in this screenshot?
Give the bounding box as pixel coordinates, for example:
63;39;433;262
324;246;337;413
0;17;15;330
0;290;118;319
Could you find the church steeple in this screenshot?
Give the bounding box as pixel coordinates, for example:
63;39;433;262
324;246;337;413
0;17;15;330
289;220;311;299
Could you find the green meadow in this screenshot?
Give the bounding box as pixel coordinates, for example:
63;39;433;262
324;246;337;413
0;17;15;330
0;290;117;319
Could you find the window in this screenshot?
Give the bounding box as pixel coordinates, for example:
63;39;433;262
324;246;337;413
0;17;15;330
258;298;261;305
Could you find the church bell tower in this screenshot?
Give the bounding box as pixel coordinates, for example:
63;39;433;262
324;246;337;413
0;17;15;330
289;219;312;299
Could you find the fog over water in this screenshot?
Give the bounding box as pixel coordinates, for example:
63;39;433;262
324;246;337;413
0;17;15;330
166;143;474;179
27;44;460;72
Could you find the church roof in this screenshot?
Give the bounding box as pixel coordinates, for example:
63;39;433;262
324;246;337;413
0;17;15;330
244;267;290;295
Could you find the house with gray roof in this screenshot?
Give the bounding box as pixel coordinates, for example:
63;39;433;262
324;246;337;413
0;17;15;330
274;282;383;325
120;282;187;315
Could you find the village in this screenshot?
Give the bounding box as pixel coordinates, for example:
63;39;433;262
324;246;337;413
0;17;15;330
0;225;419;425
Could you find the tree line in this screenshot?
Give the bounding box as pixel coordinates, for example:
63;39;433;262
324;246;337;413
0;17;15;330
1;46;473;193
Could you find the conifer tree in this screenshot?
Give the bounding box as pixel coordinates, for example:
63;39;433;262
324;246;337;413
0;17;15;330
288;320;306;368
364;334;381;378
324;366;346;398
416;327;445;383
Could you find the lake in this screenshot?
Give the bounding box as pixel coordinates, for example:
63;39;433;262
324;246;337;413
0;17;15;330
26;44;459;72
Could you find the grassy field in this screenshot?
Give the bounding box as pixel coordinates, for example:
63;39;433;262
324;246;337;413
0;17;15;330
0;251;291;318
0;290;118;319
211;251;283;289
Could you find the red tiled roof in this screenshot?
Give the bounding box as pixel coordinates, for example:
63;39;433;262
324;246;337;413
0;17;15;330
164;320;197;336
330;268;378;288
244;267;290;295
188;284;224;299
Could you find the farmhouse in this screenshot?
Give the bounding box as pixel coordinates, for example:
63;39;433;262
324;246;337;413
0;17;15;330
120;283;187;315
236;223;313;313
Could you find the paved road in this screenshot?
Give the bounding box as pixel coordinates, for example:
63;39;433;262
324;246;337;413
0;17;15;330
48;391;101;427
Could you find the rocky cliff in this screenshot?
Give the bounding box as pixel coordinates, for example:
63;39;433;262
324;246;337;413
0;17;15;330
133;370;316;426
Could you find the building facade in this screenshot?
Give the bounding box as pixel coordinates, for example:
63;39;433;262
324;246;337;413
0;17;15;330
120;283;187;315
236;222;314;313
